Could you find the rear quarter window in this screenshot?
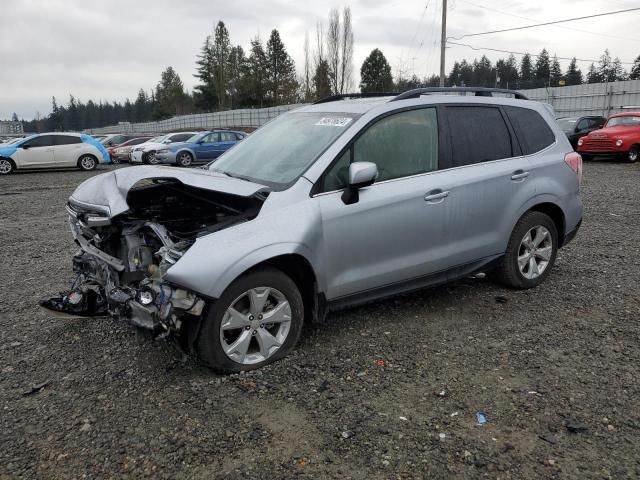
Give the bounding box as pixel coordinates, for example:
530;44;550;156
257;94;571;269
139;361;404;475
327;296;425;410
504;106;556;155
445;106;513;166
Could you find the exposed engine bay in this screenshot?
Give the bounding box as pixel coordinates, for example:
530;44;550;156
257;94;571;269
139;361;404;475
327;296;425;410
41;178;266;337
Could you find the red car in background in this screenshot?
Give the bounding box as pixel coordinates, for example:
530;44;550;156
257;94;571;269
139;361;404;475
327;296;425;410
577;112;640;163
108;136;153;163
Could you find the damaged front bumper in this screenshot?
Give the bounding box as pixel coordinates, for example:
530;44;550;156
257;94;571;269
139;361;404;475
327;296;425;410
41;201;205;335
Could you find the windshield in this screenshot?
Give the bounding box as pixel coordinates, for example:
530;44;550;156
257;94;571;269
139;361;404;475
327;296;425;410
606;116;640;127
209;112;358;187
557;118;577;133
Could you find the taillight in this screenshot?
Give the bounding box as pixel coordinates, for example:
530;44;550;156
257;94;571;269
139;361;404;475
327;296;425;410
564;152;582;185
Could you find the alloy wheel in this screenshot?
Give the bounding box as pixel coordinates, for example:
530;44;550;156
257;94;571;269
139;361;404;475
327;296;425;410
178;152;192;167
147;152;158;164
80;156;96;170
517;225;552;280
0;159;12;174
219;287;292;365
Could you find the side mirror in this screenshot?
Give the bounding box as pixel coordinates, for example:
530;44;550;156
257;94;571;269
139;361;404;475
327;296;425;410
341;161;378;205
21;144;30;149
163;139;172;144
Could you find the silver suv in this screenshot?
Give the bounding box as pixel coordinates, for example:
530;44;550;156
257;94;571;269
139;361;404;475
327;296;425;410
44;88;583;373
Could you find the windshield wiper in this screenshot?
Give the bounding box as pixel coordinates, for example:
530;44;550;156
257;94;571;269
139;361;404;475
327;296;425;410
211;169;252;182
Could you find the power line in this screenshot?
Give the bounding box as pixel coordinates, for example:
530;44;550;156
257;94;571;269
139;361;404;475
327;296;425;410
449;7;640;40
447;40;635;65
456;0;640;43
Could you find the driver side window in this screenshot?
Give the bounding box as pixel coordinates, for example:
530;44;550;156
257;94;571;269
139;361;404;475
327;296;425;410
320;108;439;192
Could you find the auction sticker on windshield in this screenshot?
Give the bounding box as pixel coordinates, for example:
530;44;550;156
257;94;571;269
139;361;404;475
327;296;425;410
315;117;353;127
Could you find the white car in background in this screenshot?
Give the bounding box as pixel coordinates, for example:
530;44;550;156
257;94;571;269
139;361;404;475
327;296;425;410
130;132;197;164
0;132;110;175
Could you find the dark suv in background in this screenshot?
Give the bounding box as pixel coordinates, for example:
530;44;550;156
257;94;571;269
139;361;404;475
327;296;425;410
557;116;606;149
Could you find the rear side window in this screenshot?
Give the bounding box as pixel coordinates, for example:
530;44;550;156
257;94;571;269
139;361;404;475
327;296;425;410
54;135;81;145
504;106;555;155
171;133;192;142
446;106;512;166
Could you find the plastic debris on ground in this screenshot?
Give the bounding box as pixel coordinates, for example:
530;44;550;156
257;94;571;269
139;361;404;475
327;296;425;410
475;411;488;425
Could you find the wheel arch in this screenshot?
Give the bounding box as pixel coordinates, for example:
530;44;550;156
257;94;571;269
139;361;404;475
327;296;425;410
529;202;565;245
242;254;324;324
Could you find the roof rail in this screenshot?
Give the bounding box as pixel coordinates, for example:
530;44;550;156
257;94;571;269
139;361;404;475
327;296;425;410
390;87;529;102
313;92;398;104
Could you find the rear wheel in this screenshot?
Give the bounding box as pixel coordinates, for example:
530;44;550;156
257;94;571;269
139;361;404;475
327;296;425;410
495;211;558;289
580;153;592;161
0;158;14;175
177;151;193;167
78;155;97;171
196;267;304;373
627;146;639;163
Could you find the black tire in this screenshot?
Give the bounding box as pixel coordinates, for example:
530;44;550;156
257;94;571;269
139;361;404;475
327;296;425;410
177;151;193;167
112;156;121;165
495;211;558;289
196;267;304;373
0;157;15;175
580;153;592;161
77;154;97;171
145;151;159;165
626;145;639;163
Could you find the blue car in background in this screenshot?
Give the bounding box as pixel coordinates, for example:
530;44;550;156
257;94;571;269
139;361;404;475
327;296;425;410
155;130;247;167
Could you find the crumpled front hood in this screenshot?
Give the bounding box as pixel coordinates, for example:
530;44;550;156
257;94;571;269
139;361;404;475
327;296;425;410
69;165;268;217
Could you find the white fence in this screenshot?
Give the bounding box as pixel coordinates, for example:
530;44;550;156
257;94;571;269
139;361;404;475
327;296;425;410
87;104;307;134
87;80;640;134
519;80;640;118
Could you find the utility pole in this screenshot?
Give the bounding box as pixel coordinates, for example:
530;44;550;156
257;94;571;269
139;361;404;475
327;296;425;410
439;0;447;87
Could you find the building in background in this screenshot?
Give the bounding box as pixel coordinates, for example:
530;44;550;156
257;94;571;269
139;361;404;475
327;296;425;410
0;121;24;135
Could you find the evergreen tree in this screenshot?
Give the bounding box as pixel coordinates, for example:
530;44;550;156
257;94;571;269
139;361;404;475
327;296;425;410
265;29;298;105
396;74;422;91
244;37;268;107
359;48;393;92
459;60;473;86
48;96;62;131
212;21;231;108
496;54;519;88
629;54;640;80
549;55;562;87
194;36;217;111
534;48;550;87
447;61;461;86
565;58;583;85
67;95;80;131
313;59;332;99
154;66;187;119
11;112;18;122
471;55;493;86
520;54;534;89
586;63;602;83
227;45;246;107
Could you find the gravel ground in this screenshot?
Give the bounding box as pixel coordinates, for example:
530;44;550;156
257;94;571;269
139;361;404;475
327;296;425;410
1;161;639;479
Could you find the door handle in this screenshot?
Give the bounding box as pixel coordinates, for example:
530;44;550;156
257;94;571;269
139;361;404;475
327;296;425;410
511;170;530;181
424;190;449;202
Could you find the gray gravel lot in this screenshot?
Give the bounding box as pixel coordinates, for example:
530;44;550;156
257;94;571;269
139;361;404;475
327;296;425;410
1;162;639;479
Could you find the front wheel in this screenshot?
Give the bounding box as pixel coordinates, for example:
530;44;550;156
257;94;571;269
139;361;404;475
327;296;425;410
196;267;304;373
495;211;558;289
177;151;193;167
145;151;159;165
78;155;97;171
0;158;14;175
627;146;639;163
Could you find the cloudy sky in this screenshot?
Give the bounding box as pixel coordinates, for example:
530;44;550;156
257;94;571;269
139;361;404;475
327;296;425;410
1;0;639;120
